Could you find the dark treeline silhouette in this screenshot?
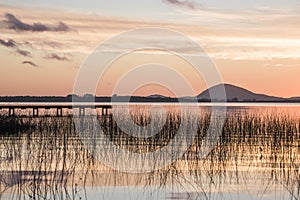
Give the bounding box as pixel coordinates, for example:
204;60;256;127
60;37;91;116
0;95;299;103
1;83;300;103
0;95;182;103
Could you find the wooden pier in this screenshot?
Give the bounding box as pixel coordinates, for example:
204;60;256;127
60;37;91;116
0;105;112;117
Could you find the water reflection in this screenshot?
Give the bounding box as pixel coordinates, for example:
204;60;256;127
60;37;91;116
0;105;300;199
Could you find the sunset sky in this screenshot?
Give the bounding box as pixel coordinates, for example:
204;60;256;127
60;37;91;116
0;0;299;97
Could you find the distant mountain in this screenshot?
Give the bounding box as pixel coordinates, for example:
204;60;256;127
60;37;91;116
197;84;284;102
0;84;298;103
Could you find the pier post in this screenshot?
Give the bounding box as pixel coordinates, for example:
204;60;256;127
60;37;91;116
102;107;108;116
57;108;63;117
33;108;39;117
79;108;85;116
9;108;15;116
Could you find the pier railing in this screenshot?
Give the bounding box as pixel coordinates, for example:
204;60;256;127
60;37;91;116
0;105;112;117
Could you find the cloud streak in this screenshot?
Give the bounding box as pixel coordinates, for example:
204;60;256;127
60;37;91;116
16;49;31;57
22;61;39;67
162;0;200;10
0;38;31;57
0;38;16;48
3;13;70;32
1;5;300;62
44;53;70;61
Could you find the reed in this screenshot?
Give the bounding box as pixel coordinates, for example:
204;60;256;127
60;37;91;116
0;107;300;199
0;116;34;134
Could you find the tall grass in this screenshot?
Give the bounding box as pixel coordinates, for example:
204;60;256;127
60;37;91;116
0;116;34;135
0;106;300;199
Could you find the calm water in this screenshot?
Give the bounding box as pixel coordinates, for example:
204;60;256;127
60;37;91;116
1;103;300;200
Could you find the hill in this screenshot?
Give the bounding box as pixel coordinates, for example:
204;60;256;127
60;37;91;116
197;84;284;102
0;84;299;102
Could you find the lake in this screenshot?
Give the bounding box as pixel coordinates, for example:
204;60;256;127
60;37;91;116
0;103;300;200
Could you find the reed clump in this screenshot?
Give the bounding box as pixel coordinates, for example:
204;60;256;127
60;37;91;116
0;116;34;134
0;108;300;199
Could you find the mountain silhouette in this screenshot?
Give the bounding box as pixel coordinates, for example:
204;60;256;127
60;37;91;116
197;84;284;102
0;83;299;102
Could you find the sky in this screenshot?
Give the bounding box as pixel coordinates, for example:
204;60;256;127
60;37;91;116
0;0;299;97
